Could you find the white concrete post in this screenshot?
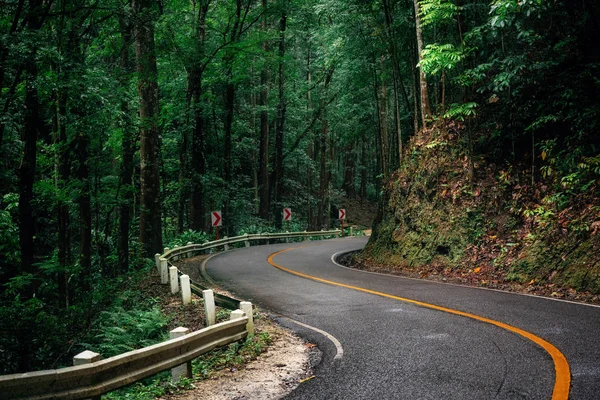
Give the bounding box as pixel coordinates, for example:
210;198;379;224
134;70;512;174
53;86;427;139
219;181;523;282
187;242;193;258
350;227;354;237
224;236;229;251
169;328;192;381
169;266;179;294
73;351;102;400
164;247;170;254
239;301;254;335
203;289;216;326
244;233;250;248
154;253;161;273
73;350;101;366
159;257;169;284
230;309;244;320
180;274;192;305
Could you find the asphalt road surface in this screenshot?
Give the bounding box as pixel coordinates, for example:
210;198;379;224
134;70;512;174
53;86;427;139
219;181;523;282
203;237;600;399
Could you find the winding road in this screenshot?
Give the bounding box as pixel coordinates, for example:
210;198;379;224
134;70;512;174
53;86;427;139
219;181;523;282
202;237;600;399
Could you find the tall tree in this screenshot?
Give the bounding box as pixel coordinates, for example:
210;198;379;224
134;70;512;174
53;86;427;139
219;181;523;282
118;12;136;274
413;0;431;127
273;0;287;229
19;0;45;283
257;0;270;220
188;0;210;232
133;0;162;256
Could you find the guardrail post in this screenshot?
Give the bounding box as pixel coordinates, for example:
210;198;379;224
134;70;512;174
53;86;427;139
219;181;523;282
164;247;170;254
173;245;179;260
159;257;168;284
350;227;353;237
169;328;192;381
169;266;179;294
230;309;244;320
73;350;102;400
180;275;192;305
239;301;254;335
224;236;229;251
154;253;161;273
203;289;216;326
304;230;309;241
244;233;250;247
187;242;193;258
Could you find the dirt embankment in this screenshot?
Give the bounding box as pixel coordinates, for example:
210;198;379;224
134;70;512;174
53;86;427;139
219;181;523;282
360;123;600;305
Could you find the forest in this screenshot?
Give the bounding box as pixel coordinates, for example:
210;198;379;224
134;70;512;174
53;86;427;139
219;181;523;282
1;0;599;377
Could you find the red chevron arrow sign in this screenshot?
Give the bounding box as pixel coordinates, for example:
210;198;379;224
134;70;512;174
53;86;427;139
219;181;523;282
283;208;292;221
211;211;222;227
338;209;346;220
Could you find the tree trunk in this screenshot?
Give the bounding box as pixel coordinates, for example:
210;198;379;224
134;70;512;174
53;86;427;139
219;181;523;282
118;14;135;273
188;1;210;232
360;133;367;200
380;77;389;178
19;0;43;286
222;0;244;235
76;127;92;284
317;111;328;229
258;0;270;220
343;143;356;198
134;0;162;257
413;0;431;127
274;3;287;229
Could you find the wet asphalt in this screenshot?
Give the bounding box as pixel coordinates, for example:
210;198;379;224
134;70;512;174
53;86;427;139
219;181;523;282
203;237;600;399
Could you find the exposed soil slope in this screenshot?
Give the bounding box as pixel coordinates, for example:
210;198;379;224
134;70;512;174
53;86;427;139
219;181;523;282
358;123;600;304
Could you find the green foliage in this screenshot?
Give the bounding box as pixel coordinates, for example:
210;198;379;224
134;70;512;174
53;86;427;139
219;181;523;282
443;102;478;121
419;0;460;27
420;44;465;76
86;307;168;357
0;194;20;271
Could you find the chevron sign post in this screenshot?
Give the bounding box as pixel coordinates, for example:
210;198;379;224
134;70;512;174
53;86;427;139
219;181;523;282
211;211;222;239
283;208;291;231
283;208;292;221
339;209;346;237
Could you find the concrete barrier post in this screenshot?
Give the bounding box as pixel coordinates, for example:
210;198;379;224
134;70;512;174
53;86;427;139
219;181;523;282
203;289;216;326
180;274;192;305
169;328;192;381
239;301;254;335
73;350;102;400
224;236;229;251
169;266;179;294
244;233;250;248
187;242;193;258
230;309;244;320
350;227;354;237
159;258;168;284
155;253;161;273
164;247;170;254
173;245;179;261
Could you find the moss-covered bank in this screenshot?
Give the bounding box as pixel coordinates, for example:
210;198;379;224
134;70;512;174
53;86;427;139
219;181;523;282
358;123;600;302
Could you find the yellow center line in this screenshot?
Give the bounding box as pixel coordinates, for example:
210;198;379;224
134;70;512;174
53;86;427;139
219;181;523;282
268;247;571;400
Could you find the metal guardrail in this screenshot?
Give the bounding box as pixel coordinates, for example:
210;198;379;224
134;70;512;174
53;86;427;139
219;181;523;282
0;318;248;400
0;230;343;399
161;230;342;310
163;230;342;261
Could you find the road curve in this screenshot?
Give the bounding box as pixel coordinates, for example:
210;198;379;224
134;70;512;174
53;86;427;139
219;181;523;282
204;237;600;399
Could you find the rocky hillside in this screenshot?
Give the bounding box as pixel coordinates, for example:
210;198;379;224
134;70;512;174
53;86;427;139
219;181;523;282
357;123;600;303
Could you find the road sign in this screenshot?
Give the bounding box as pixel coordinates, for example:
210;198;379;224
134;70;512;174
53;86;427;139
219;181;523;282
338;209;346;220
283;208;292;221
211;211;222;227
